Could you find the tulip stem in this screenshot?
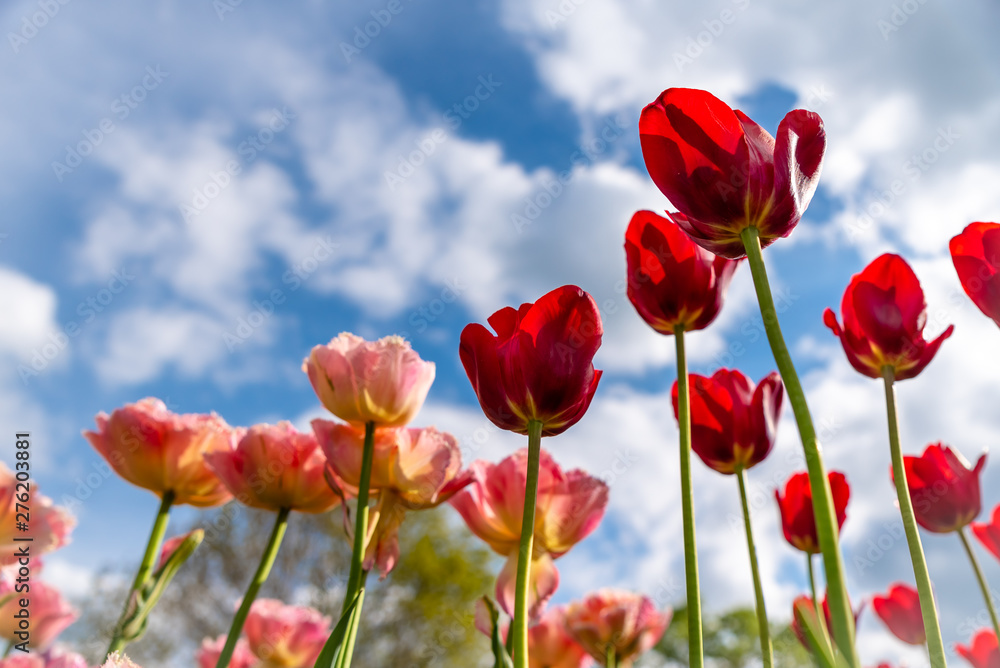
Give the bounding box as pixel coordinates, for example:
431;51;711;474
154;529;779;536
958;527;1000;641
606;645;617;668
106;490;175;657
215;507;290;668
674;325;705;668
882;367;947;668
807;555;833;658
740;226;858;668
512;419;543;668
737;468;773;668
335;420;377;668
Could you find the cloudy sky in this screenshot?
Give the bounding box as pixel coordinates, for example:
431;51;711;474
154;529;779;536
2;0;999;664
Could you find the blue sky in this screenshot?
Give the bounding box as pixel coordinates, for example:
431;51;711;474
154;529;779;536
2;1;1000;665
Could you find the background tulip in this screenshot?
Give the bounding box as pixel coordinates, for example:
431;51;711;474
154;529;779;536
791;592;863;654
563;589;670;667
672;369;783;474
776;471;849;554
0;577;77;650
459;285;603;437
0;463;75;566
303;333;435;427
243;599;330;667
872;583;925;646
196;635;257;668
205;422;339;513
895;443;985;534
625;210;740;334
639;87;826;258
83;398;236;507
956;629;1000;668
824;254;953;381
972;504;1000;563
474;604;594;668
950;222;1000;328
101;654;142;668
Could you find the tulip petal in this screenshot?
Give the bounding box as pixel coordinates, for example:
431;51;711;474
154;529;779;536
495;552;559;622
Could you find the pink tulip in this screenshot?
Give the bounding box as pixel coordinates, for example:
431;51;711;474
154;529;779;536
474;602;594;668
100;654;142;668
0;463;75;566
83;398;237;507
0;576;77;650
451;449;608;619
564;589;671;667
0;650;88;668
205;422;340;513
303;333;436;427
244;599;330;667
196;635;257;668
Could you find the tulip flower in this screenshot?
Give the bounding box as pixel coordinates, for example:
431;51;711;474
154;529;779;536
972;504;1000;563
673;369;783;475
101;654;142;668
312;421;471;576
625;210;740;335
638;87;826;259
303;332;435;428
872;583;925;646
197;635;257;668
459;284;603;437
0;577;77;650
791;592;863;654
205;422;340;514
950;222;1000;329
824;254;953;382
84;397;237;507
451;449;608;620
896;444;985;534
0;463;75;566
0;648;90;668
243;599;330;667
474;603;593;668
563;589;671;668
775;471;849;554
957;629;1000;668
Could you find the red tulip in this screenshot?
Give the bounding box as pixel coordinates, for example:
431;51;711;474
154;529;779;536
563;589;671;668
950;222;1000;329
460;285;603;436
625;210;741;334
791;591;863;653
671;369;783;474
823;254;953;381
957;629;1000;668
972;504;1000;563
639;88;826;259
872;583;925;646
775;471;849;553
894;443;985;533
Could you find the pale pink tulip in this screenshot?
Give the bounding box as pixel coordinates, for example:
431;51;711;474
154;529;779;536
100;653;142;668
474;602;594;668
205;422;340;513
83;398;237;507
1;648;90;668
196;634;257;668
564;589;671;667
244;599;330;667
303;333;435;427
0;576;77;650
451;449;608;619
0;463;75;566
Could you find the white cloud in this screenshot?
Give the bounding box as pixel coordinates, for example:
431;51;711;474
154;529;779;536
0;266;59;358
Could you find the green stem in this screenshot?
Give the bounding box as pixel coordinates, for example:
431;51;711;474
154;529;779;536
737;468;773;668
807;554;833;658
959;527;1000;641
740;227;858;668
605;644;617;668
215;507;290;668
334;573;368;668
3;641;12;658
512;419;543;668
106;490;175;656
674;325;704;668
882;367;947;668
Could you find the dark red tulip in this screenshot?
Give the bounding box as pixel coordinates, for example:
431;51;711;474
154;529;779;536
639;87;826;259
956;629;1000;668
951;222;1000;329
894;443;986;534
670;369;783;474
625;210;741;334
872;583;925;646
824;254;954;381
460;285;603;437
776;471;849;554
972;504;1000;563
791;591;863;653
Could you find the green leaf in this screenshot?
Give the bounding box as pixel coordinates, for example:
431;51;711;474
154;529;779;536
792;600;836;668
313;590;362;668
479;596;513;668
